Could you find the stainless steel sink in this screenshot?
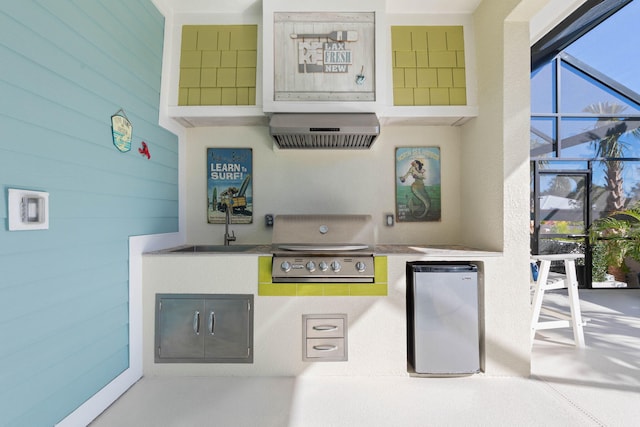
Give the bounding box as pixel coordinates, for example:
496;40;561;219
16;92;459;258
168;245;258;253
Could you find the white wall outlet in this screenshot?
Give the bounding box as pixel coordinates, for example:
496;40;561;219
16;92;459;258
8;189;49;231
385;214;394;227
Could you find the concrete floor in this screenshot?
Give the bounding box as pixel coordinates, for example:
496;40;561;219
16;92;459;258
91;289;640;427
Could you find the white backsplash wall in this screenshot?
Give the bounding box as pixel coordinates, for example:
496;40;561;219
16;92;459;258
184;124;462;245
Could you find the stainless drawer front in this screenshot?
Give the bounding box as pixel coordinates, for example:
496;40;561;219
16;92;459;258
306;338;346;359
306;318;345;338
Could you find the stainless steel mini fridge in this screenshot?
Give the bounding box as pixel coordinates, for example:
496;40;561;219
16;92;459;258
407;263;480;375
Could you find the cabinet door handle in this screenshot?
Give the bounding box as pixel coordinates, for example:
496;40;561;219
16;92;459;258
313;344;338;352
313;325;338;332
209;311;216;335
193;311;200;335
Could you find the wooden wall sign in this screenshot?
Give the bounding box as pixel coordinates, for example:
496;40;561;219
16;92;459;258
273;12;375;102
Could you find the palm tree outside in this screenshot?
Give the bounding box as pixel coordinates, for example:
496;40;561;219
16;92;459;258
583;101;640;214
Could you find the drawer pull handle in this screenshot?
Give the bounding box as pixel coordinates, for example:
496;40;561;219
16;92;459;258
209;311;216;335
313;344;338;352
313;325;338;332
193;311;200;335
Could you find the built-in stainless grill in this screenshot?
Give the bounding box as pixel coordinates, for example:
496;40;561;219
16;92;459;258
271;215;375;283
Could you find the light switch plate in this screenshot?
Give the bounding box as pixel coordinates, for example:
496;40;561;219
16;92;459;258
8;189;49;231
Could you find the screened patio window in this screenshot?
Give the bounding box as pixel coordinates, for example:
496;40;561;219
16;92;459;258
531;53;640;161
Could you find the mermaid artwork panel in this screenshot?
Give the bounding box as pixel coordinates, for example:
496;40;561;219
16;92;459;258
395;147;441;222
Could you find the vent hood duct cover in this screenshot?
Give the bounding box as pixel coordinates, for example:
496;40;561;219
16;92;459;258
269;113;380;149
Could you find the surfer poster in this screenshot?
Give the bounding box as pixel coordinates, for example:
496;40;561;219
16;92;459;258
395;147;441;222
207;148;253;224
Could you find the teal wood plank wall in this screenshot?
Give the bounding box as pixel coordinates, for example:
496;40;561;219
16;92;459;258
0;1;178;425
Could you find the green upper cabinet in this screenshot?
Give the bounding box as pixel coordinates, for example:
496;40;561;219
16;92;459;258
179;25;258;106
391;26;466;106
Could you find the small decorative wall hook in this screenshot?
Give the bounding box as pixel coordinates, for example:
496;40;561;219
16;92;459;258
138;141;150;159
356;66;365;85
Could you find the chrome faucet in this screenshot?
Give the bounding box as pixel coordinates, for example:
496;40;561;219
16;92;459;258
224;206;236;246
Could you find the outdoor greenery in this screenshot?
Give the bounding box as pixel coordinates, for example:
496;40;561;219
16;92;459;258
591;242;608;282
589;202;640;274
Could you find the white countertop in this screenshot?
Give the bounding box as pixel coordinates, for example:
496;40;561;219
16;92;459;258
147;244;502;257
375;244;501;257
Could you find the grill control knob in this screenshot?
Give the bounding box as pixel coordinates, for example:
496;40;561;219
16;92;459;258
280;261;292;273
331;261;342;272
306;261;316;272
319;261;329;272
355;261;366;273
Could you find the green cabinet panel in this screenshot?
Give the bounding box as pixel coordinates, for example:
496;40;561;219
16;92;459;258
391;25;466;106
178;25;258;106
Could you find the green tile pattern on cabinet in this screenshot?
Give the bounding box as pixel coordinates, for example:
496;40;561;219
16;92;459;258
258;256;388;296
179;25;257;106
391;26;466;106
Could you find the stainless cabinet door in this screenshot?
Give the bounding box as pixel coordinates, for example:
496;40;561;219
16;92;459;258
204;297;251;360
157;297;205;359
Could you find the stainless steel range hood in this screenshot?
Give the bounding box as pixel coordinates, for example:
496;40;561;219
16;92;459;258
269;113;380;149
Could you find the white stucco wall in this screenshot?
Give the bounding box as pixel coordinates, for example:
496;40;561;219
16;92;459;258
457;0;556;375
184;125;464;247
